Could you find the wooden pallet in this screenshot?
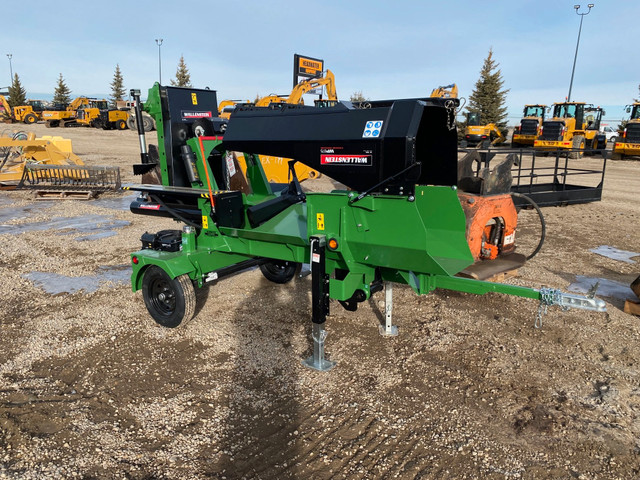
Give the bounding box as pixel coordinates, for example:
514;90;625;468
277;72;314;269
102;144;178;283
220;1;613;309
624;299;640;316
457;253;526;282
34;190;97;200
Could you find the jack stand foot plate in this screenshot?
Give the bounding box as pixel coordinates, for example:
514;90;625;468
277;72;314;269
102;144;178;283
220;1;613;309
302;356;336;372
378;324;399;336
302;322;336;372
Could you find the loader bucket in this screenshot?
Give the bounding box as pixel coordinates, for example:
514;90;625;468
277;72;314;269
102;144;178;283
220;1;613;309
19;164;121;191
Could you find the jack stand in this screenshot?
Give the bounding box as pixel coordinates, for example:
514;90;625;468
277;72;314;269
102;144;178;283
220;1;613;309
302;235;336;371
379;282;399;336
302;322;335;371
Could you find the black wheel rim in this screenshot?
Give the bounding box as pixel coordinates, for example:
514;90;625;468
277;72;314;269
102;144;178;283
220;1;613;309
149;276;177;317
265;261;289;275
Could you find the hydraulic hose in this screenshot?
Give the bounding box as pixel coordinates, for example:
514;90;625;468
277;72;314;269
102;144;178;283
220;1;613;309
511;192;546;260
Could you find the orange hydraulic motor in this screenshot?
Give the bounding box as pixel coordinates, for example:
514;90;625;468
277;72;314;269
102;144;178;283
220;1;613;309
458;192;518;261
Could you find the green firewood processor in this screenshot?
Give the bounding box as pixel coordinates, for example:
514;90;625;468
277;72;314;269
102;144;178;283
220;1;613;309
126;84;605;371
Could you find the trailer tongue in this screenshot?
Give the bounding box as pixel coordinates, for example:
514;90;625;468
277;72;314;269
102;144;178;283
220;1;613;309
128;83;605;371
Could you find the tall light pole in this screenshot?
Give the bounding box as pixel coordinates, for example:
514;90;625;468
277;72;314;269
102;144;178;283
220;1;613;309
567;4;593;102
6;54;12;85
155;39;163;85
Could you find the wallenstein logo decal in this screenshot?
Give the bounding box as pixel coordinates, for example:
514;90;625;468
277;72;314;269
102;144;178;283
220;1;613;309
181;111;213;119
321;154;372;166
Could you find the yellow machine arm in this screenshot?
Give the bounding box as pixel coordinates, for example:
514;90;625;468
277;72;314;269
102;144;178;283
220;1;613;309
0;95;12;120
288;70;337;104
430;84;458;98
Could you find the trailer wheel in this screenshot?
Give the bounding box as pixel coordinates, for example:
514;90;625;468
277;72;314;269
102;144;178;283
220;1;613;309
23;113;37;124
142;115;154;132
260;260;299;284
142;266;196;328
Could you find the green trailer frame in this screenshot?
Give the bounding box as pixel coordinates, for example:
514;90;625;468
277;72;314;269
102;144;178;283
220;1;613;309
127;84;606;371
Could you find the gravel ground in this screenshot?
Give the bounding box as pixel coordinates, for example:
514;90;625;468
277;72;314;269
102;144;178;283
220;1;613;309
1;124;639;479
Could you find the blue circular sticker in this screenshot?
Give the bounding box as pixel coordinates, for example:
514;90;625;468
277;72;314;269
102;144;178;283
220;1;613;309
374;121;382;128
372;130;379;136
364;130;371;137
366;121;374;128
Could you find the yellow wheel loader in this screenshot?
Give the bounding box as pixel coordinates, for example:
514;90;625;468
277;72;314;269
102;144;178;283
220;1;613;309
533;102;607;159
511;104;547;147
612;103;640;159
1;96;46;124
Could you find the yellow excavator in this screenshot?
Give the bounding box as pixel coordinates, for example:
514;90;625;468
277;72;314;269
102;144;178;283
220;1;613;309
42;97;128;129
1;95;47;124
511;104;547;147
430;84;458;98
612;103;640;159
533;102;607;158
223;71;338;183
463;112;506;148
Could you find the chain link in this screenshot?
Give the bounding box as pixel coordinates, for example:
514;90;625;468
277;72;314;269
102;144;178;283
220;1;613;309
444;100;456;131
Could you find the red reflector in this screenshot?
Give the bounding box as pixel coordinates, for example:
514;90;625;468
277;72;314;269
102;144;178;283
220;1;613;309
132;256;139;265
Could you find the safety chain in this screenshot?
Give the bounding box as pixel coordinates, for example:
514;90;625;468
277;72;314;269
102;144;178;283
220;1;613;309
536;288;560;329
444;100;457;131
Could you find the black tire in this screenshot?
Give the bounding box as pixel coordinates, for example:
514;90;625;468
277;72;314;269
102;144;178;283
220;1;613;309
142;266;196;328
126;116;136;130
259;260;299;284
142;115;154;132
610;136;617;144
23;113;37;124
569;135;585;159
116;119;127;130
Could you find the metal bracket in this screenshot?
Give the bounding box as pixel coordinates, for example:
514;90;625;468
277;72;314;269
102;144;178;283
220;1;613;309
379;282;399;336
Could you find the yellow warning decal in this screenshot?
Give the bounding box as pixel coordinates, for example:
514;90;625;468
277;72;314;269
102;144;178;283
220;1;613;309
202;215;209;229
316;213;325;230
191;93;198;105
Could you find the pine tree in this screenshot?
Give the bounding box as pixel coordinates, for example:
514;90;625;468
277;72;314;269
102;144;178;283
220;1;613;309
170;56;192;87
109;64;126;108
52;73;72;106
7;73;27;108
466;48;509;130
350;91;368;102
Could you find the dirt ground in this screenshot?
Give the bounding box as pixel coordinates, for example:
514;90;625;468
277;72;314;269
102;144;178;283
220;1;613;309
1;123;639;480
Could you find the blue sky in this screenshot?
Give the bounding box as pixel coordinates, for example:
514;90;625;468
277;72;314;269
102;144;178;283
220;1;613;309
1;0;637;122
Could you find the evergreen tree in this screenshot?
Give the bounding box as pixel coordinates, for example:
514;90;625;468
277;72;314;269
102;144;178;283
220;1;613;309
350;91;368;102
170;56;192;87
7;73;27;108
52;73;72;106
466;48;509;130
109;64;126;108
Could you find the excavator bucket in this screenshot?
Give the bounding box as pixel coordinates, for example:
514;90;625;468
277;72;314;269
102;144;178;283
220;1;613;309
0;133;120;194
